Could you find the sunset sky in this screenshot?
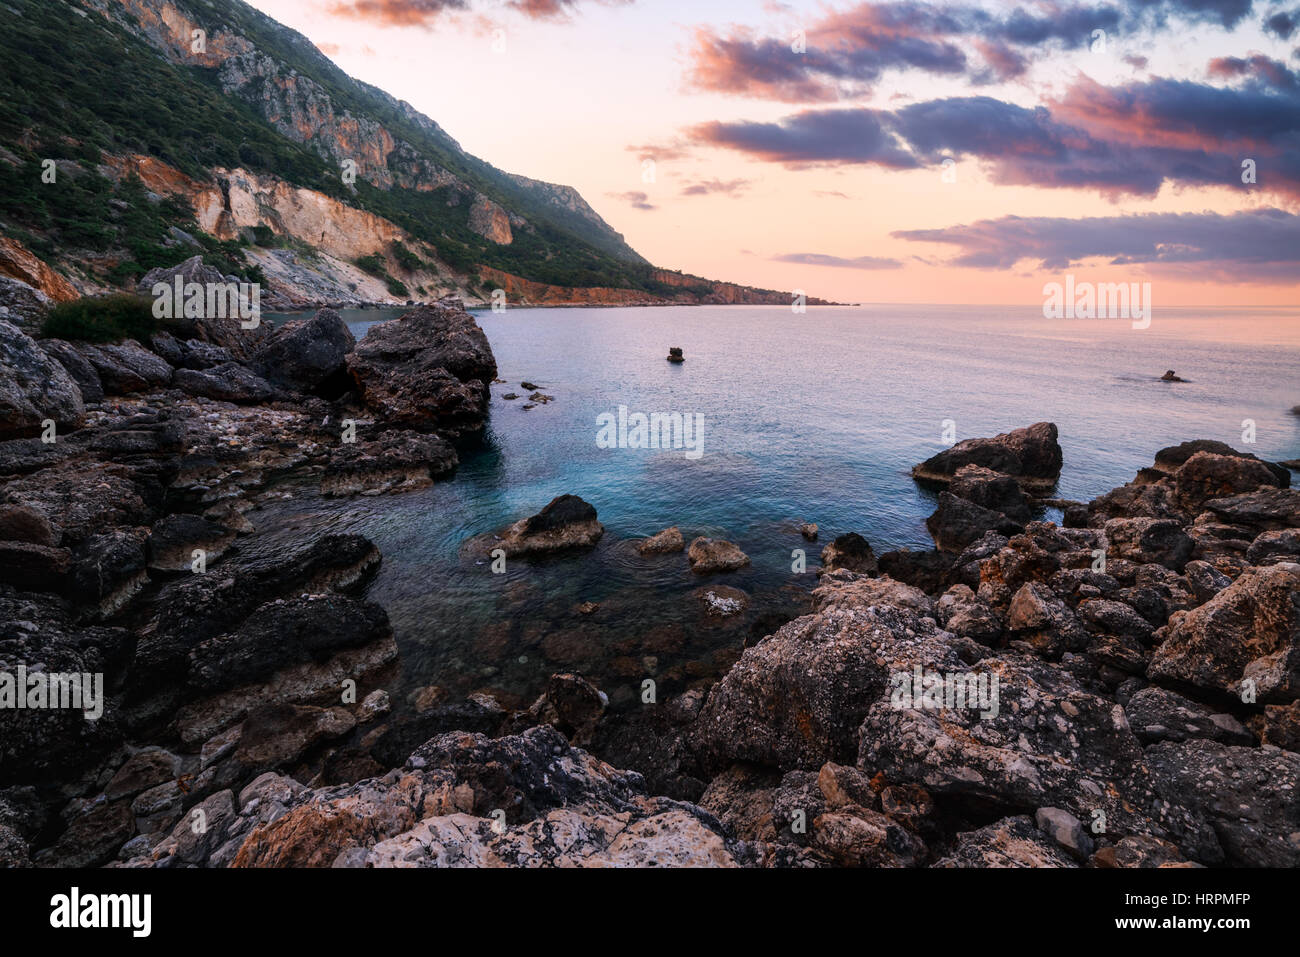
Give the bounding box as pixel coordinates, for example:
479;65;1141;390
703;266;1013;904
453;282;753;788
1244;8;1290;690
245;0;1300;306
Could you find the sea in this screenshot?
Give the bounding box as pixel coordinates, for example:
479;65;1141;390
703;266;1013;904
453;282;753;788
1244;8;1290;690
249;303;1300;712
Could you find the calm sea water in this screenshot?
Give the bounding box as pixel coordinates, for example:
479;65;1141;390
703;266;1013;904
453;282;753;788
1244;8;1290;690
255;304;1300;711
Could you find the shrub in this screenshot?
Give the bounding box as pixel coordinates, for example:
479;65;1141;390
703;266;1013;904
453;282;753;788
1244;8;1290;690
41;294;178;343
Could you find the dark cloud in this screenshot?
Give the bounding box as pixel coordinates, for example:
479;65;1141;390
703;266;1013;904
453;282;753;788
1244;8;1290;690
680;178;752;196
691;69;1300;198
1264;9;1297;38
690;109;918;168
892;208;1300;281
772;253;903;269
606;190;656;210
685;0;1267;102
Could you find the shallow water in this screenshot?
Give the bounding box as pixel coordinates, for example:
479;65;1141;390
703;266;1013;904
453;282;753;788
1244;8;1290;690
256;304;1300;711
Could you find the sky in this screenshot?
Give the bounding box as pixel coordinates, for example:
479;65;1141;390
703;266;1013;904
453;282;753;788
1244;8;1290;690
244;0;1300;305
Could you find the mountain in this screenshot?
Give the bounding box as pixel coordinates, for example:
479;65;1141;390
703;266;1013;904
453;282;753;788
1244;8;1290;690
0;0;826;310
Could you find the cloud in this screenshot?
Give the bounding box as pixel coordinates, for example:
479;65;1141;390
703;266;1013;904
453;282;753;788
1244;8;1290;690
327;0;627;26
680;178;752;196
327;0;469;26
689;68;1300;198
690;109;918;168
684;0;1267;102
625;141;694;161
606;190;656;210
1264;9;1298;38
772;252;903;268
891;207;1300;281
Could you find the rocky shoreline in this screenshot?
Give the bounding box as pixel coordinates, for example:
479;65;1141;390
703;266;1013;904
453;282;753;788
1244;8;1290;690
1;285;1298;867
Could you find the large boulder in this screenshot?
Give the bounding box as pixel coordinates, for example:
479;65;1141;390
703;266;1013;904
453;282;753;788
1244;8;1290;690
38;339;104;403
913;422;1062;491
819;532;877;574
137;256;268;359
346;299;497;436
687;537;751;574
173;362;279;404
251;308;355;396
0;320;84;438
926;491;1024;553
0;276;53;332
1148;563;1300;704
484;495;604;557
1174;451;1287;513
74;340;172;395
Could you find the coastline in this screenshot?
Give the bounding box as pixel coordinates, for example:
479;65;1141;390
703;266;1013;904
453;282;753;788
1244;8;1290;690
3;289;1299;868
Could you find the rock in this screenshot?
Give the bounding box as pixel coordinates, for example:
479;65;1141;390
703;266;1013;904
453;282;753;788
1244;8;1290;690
0;320;84;437
0;504;57;546
1091;834;1189;868
694;585;750;618
575;601;599;615
1160;370;1185;382
811;805;925;867
1148;563;1300;703
321;429;457;497
173;363;279;404
877;549;955;594
819;532;877;574
949;465;1032;522
251;307;355;396
913;422;1062;491
687;537;750;574
638;526;685;554
233;704;357;769
74;340;172;395
1205;488;1300;532
1261;701;1300;751
934;815;1078;867
104;748;183;801
38;339;104;403
486;495;604;557
71;527;149;619
935;585;1003;644
229;726;738;868
1103;517;1193;570
926;491;1024;553
137;256;268;359
1247;528;1300;566
0;275;53;332
35;800;135;868
1174;451;1286;513
1145;738;1300;866
530;673;607;745
148;514;236;573
359;690;391;723
799;522;818;541
346;299;497;436
1034;807;1094;861
1154;440;1290;487
1125;687;1254;745
667;347;684;363
520;381;539;391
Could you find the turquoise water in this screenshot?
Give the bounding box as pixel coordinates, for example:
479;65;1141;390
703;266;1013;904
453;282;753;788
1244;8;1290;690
257;304;1300;710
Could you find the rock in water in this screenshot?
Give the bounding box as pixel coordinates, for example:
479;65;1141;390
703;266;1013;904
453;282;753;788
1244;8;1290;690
1160;370;1185;382
487;495;604;556
251;307;355;396
667;346;684;363
912;421;1063;491
0;320;84;438
687;537;750;573
346;298;498;436
638;526;685;554
820;532;877;573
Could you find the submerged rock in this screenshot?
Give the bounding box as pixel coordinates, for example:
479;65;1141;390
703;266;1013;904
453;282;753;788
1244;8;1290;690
638;526;685;554
687;536;750;573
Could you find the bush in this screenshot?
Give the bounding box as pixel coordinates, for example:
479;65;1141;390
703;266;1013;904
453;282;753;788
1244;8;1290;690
41;294;178;343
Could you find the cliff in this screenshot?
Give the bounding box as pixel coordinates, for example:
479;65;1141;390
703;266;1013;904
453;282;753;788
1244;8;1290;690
0;0;826;312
